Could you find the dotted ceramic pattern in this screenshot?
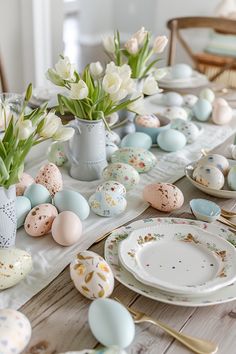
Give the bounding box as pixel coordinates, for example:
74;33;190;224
104;217;236;307
102;163;140;191
111;147;156;173
0;185;16;248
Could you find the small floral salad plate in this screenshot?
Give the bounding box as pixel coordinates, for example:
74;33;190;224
118;224;236;296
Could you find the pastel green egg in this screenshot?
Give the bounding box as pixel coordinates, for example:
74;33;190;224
24;183;51;208
121;132;152;150
227;166;236;191
53;189;90;220
192;98;212;121
16;196;31;229
157;129;186;152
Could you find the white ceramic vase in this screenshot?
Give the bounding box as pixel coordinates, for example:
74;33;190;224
0;185;16;248
65;118;108;181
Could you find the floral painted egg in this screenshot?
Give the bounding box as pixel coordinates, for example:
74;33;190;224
70;250;114;300
121;132;152;150
35;163;63;196
96;180;126;196
0;248;32;290
212;103;232;125
24;183;52;208
135;114;160;128
89;191;127;217
16;172;34;196
102;163;140;191
105;130;121;146
24;203;58;237
106;142;119;162
0;309;31;354
54;190;90;220
143;183;184;212
47;141;67;167
164;92;183;107
163;106;188;121
193;165;225;189
111;147;156;173
183;94;198;108
199;88;215;103
192;99;212;122
172;120;200;144
52;211;82;246
196;154;229;175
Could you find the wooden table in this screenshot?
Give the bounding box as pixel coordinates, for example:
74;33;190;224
20;134;236;354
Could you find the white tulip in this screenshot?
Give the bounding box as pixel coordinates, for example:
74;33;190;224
40;112;62;139
53;126;74;142
102;35;115;53
118;64;132;79
70;80;89;100
89;61;103;77
124;37;139;55
127;93;146;114
102;72;122;94
55;56;75;81
17;120;35;140
0;105;11;130
142;76;160;95
110;88;128;102
133;26;148;45
153;35;168;53
152;68;167;80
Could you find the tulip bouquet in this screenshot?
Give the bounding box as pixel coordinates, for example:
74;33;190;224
103;27;168;83
0;84;74;188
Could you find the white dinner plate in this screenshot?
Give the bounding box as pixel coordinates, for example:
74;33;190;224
158;67;208;89
118;224;236;295
104;217;236;307
185;159;236;199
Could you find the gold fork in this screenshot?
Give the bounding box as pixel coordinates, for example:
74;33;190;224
115;298;218;354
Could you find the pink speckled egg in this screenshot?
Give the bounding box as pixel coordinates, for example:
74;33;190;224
16;173;35;196
24;204;58;237
143;183;184;212
135;114;160;128
35;163;63;196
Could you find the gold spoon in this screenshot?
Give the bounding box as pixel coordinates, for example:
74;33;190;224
221;208;236;218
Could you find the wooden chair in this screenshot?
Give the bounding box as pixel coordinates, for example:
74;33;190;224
0;54;8;92
167;17;236;83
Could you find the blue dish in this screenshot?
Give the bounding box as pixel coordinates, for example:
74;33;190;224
190;199;221;223
135;115;171;144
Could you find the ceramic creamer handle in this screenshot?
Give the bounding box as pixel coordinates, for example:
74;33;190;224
64;121;81;165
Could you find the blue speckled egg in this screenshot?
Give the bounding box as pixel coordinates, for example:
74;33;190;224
89;191;127;217
227;166;236;190
164;92;183;107
111;147;156;173
24;183;51;208
197;154;229;175
183;94;198;108
163;106;188;121
172;63;192;79
96;181;126;196
106;142;119;162
171;120;200;144
120;132;152;150
102;163;140;191
16;196;31;229
105;130;121;146
157;129;186;152
54;189;90;220
192;99;212;121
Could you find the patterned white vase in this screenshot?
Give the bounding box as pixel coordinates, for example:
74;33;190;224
0;185;16;248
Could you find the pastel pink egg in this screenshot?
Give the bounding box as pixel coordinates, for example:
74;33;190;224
136;114;160;128
35;163;63;196
16;173;35;196
52;211;82;246
212;104;232;125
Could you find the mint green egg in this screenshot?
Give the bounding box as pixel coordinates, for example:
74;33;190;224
157;129;186;152
24;183;51;208
121;132;152;150
16;196;31;228
227;166;236;190
53;189;90;220
193;98;212;121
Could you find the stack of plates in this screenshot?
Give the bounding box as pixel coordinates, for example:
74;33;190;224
158;67;209;89
105;217;236;306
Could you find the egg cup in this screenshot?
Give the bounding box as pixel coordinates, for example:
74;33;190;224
135;115;171;144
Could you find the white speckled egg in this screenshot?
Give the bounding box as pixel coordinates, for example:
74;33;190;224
96;180;126;196
16;173;34;196
53;190;90;220
106;142;119;162
157;129;186;151
111;147;156;173
135;114;160;128
192;99;212;121
16;196;31;229
24;203;58;237
227;166;236;190
183;94;198;108
163;106;188;121
35;163;63;196
24;183;52;208
70;251;114;299
47;142;67;167
121;132;152;150
102;163;140;191
105;130;121;146
172;120;200;144
212;103;232;125
89;191;127;217
164;92;183;107
143;183;184;212
199;88;215;103
0;308;31;354
52;211;82;246
0;248;32;290
193;165;225;189
172;63;192;79
197;154;229;175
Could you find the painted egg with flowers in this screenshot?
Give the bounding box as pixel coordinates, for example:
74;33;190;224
102;163;140;191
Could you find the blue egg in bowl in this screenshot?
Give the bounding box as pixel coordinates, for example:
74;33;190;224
190;198;221;223
135;114;171;144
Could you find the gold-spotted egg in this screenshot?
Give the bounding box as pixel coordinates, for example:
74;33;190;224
199;88;215;103
102;163;140;191
89;191;127;217
16;172;34;196
163;92;184;107
52;211;82;246
24;183;52;208
106;141;119;162
157;129;186;151
0;309;31;354
192;98;212;122
121;132;152;150
163;106;188;121
143;183;184;212
212;102;233;125
70;250;114;300
196;154;229;175
47;141;67;167
183;94;198;108
227;166;236;191
111;147;156;173
35;162;63;196
53;190;90;220
24;203;58;237
16;196;31;228
0;248;32;290
193;165;225;189
96;180;126;196
171;120;200;144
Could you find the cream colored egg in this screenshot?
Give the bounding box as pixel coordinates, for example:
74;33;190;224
0;248;32;290
193;165;225;190
213;97;228;107
35;163;63;196
52;211;82;246
16;173;34;196
24;203;58;237
197;154;229;175
212;104;233;125
143;183;184;212
70;251;114;300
